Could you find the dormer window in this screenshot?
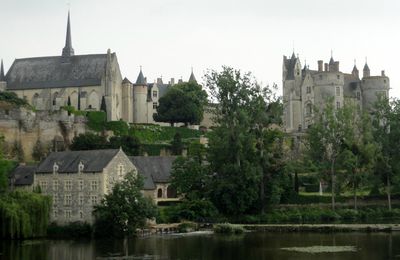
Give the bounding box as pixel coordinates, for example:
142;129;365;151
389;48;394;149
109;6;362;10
78;161;84;173
153;91;158;98
53;163;59;174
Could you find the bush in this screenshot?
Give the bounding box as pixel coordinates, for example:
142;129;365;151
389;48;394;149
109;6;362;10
214;223;244;234
159;200;218;223
0;91;32;109
106;120;129;136
47;222;92;238
86;111;106;132
177;222;198;233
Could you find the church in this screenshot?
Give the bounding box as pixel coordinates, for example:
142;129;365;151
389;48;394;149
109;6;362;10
0;12;197;124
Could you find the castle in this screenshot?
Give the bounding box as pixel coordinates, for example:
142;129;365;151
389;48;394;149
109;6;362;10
282;52;390;133
0;12;197;124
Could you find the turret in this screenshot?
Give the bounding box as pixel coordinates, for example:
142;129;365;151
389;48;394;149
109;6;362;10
189;68;197;83
363;61;370;78
133;67;148;123
0;59;6;91
352;60;359;78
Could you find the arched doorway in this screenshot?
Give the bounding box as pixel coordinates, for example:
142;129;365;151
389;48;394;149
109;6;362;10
157;188;163;198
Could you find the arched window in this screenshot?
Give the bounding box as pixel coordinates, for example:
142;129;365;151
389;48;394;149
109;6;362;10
157;188;163;198
306;103;312;116
88;91;99;110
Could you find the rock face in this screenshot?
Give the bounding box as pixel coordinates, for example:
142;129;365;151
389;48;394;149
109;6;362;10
0;105;87;161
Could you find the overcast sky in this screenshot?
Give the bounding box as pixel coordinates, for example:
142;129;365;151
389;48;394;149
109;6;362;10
1;0;399;97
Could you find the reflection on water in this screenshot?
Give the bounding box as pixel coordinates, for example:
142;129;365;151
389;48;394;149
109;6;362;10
1;232;399;260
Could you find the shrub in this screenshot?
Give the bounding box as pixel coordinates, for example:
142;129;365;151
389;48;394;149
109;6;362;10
86;111;106;132
177;222;197;233
106;120;129;136
214;223;244;234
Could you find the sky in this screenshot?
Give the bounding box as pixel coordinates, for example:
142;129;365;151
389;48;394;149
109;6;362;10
1;0;399;97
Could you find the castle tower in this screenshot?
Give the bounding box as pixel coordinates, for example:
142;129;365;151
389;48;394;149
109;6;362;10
62;11;75;58
121;77;133;122
363;61;370;78
133;68;148;123
352;60;359;79
0;59;6;91
189;68;197;83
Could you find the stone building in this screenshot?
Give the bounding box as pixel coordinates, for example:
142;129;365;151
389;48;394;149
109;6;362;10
0;12;199;125
33;149;136;224
282;52;390;133
129;156;178;204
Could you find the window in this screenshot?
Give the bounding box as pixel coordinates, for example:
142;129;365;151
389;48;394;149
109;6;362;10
91;195;98;205
64;194;72;206
306;103;312;116
306;86;311;94
153;91;157;98
53;194;59;206
153;102;157;109
40;181;48;190
78;161;84;173
357;92;361;100
336;102;341;109
157;188;163;198
78;180;84;191
91;180;98;191
336;87;340;96
337;75;340;80
79;194;84;205
65;210;72;219
79;211;83;219
53;163;59;173
65;180;72;191
53;180;59;191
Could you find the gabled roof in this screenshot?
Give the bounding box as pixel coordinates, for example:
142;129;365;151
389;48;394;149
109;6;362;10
36;149;120;173
122;77;132;84
10;165;37;186
129;156;176;190
6;53;111;90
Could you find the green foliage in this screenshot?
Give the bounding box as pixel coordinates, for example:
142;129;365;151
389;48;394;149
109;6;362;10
130;124;201;143
154;81;208;125
93;172;157;238
177;222;198;233
171;133;184;155
11;141;24;162
86;111;107;132
142;143;170;156
0;191;51;239
109;135;142;156
0;91;32;109
61;105;86;116
47;222;92;238
165;199;218;223
70;133;108;151
106;120;129;136
214;223;245;234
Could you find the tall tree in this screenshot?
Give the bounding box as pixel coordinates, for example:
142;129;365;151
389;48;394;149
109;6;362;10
154;81;208;126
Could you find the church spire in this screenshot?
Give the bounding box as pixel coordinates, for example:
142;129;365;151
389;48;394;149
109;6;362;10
189;67;197;83
62;11;75;57
0;59;5;81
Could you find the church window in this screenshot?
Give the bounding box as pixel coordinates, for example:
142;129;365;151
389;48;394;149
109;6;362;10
153;102;157;109
336;87;340;96
306;86;311;94
357;92;361;100
336;102;341;109
153;91;158;98
306;103;312;116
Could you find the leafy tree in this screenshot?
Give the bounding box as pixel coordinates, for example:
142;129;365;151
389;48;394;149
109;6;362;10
93;172;157;237
32;139;47;162
371;96;400;211
170;133;184;155
154;81;208;126
11;140;24;162
70;133;108;151
109;135;141;156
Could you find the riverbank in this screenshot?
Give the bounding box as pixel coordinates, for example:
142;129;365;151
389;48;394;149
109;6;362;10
241;223;400;232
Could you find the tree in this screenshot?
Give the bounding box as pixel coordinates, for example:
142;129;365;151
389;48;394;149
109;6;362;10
109;135;142;156
307;99;352;211
170;133;183;155
371;96;400;211
154;81;208;126
205;67;285;215
100;96;107;113
32;139;47;162
93;172;156;237
70;133;109;151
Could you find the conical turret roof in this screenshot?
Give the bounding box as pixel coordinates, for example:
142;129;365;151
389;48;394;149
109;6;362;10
189;68;197;83
135;68;146;85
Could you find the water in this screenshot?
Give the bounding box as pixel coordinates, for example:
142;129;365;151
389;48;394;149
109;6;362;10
1;231;400;260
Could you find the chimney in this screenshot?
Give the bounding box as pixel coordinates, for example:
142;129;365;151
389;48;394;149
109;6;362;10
381;70;385;76
334;61;340;72
318;60;323;72
324;63;329;72
170;78;175;85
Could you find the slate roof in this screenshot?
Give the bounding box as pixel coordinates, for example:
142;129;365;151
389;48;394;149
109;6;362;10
129;156;176;190
10;165;36;186
5;53;111;90
36;149;120;173
135;69;146;85
189;71;197;83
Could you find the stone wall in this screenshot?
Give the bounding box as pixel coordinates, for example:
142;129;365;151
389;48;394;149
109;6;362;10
0;105;87;161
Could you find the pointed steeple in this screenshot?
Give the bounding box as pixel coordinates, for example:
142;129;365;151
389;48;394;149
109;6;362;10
135;66;146;85
0;59;5;81
352;59;359;78
363;57;370;78
189;67;197;83
62;11;75;57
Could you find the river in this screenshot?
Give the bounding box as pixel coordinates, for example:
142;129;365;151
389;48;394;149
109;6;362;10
1;231;399;259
